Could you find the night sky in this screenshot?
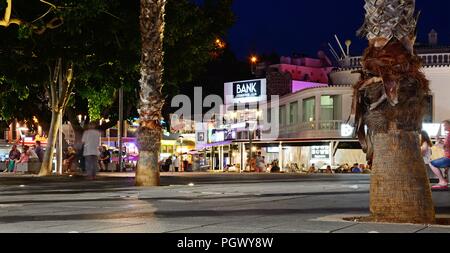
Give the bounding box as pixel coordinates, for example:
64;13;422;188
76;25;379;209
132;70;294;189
226;0;450;60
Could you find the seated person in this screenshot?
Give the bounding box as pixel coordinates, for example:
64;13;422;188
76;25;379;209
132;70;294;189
325;165;333;174
270;160;280;173
307;163;316;173
351;163;362;173
430;120;450;189
5;145;21;172
63;146;77;173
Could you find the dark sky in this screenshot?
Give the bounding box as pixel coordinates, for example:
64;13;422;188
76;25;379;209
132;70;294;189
226;0;450;60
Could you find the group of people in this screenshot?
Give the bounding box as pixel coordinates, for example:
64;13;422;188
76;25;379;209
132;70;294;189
420;119;450;190
161;155;184;172
3;142;44;173
245;152;269;172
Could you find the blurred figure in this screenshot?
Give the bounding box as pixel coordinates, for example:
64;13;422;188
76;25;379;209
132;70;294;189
34;141;45;163
81;122;101;180
325;165;333;174
98;146;111;172
255;152;265;173
63;146;77;174
308;163;316;174
420;130;433;178
5;145;21;172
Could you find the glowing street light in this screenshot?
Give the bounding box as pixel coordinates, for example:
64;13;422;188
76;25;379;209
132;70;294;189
250;55;258;75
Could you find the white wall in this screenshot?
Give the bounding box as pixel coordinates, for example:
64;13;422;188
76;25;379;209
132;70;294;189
423;66;450;123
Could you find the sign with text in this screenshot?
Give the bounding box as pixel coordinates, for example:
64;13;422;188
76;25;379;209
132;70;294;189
233;80;261;99
224;78;267;105
311;146;330;159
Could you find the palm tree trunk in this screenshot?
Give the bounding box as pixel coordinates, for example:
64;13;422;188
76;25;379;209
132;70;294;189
136;0;166;186
370;131;435;223
38;109;62;176
353;0;436;224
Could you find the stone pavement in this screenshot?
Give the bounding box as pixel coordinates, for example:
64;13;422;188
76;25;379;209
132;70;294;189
0;172;449;233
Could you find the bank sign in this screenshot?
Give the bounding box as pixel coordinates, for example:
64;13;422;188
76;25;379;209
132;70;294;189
233;80;261;99
224;79;267;105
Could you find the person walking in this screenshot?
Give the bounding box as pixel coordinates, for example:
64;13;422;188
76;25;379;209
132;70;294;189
81;122;101;180
430;120;450;190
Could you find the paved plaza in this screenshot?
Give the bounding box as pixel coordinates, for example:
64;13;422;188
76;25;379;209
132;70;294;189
0;173;449;233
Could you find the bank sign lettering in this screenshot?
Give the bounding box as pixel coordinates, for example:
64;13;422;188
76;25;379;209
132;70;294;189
233;80;261;99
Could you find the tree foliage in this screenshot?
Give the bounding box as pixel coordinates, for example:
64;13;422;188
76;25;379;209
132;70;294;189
0;0;234;131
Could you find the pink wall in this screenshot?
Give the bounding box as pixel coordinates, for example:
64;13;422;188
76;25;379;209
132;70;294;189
277;64;332;83
291;81;328;93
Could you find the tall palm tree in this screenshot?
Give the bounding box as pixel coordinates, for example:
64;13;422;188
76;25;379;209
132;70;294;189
136;0;166;186
351;0;435;223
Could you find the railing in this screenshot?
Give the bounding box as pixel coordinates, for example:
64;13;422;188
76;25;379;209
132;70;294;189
319;120;343;131
341;53;450;68
419;53;450;66
278;120;344;136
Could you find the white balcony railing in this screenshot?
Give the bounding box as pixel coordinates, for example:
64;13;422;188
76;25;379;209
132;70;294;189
278;120;345;137
343;53;450;68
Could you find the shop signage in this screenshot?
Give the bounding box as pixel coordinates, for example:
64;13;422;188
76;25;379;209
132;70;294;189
233;80;261;99
224;79;267;105
311;146;329;159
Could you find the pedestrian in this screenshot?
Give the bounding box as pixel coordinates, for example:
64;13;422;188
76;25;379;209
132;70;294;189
420;130;433;178
173;155;180;172
255;152;265;173
429;120;450;190
98;146;111;172
34;141;44;162
163;156;172;172
81;122;101;180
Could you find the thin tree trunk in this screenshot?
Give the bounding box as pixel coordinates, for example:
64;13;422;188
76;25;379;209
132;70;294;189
38;109;61;176
370;131;435;224
136;0;166;186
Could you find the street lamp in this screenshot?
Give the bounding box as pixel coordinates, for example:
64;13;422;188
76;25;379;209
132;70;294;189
250;55;258;75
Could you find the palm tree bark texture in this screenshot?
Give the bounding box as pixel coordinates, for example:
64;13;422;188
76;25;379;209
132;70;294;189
351;0;435;224
136;0;166;186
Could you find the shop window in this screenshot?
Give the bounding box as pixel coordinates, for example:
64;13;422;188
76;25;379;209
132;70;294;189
302;97;315;123
320;95;342;121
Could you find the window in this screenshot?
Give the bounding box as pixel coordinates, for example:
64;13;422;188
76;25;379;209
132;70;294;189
302;97;315;123
423;96;433;123
320;95;342;121
279;105;286;126
267;107;272;123
289;102;298;125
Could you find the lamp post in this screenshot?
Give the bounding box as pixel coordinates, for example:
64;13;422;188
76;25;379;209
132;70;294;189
178;135;184;171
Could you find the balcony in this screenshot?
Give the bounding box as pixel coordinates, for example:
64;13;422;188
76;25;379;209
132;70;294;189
278;120;345;139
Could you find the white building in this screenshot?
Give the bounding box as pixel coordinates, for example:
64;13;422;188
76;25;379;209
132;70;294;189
210;30;450;172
